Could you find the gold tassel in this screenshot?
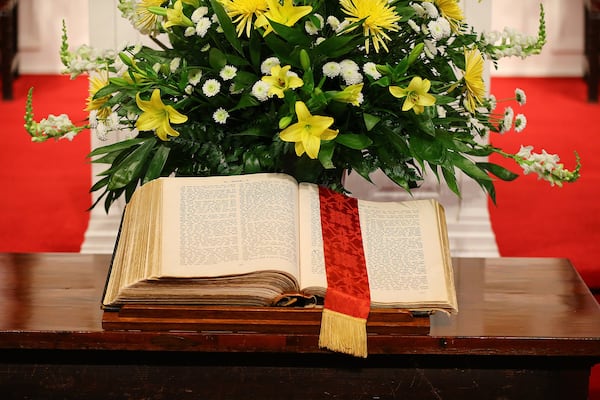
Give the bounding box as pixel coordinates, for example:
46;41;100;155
318;308;368;358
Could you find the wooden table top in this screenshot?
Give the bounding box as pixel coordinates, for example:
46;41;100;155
1;253;599;357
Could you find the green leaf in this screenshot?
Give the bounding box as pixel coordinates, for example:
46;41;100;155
335;133;373;150
441;166;460;197
143;145;171;184
209;47;227;70
447;152;493;182
108;139;156;190
363;113;380;131
209;0;243;54
88;138;146;157
318;141;335;169
477;162;519;181
409;133;445;164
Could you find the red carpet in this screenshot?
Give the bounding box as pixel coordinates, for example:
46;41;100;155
1;75;599;397
488;77;600;289
0;75;91;252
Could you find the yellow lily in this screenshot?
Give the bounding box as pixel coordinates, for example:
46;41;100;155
135;89;188;141
255;0;312;36
163;0;194;29
261;64;304;99
280;101;338;159
389;77;436;114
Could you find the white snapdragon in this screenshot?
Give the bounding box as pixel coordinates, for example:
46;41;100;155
261;57;280;75
202;79;221;97
363;62;381;80
213;107;229;124
322;62;341;78
152;63;162;74
219;65;237;81
251;81;271;101
191;6;209;22
516;145;571;185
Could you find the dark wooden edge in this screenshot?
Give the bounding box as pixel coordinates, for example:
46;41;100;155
102;305;431;335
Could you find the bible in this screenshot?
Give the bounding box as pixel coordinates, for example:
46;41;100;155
102;173;457;315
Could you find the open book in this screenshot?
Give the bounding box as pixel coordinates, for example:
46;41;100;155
102;173;457;314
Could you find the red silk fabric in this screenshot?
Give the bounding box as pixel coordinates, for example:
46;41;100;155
318;186;371;319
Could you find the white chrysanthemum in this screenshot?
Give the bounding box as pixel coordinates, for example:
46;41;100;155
340;59;359;72
191;6;209;22
213;107;229;124
202;79;221;97
261;57;280;75
514;114;527;132
341;69;363;85
515;88;527;105
363;62;381;79
170;57;181;73
422;1;439;19
196;17;212;37
322;62;341;78
428;18;451;41
184;27;195;37
188;70;202;86
251;80;271;101
220;65;237;81
503;106;515;128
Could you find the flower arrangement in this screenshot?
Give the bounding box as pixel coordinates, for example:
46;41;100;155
25;0;579;211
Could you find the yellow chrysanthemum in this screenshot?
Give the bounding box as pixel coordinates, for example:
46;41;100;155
389;77;436;115
219;0;268;38
261;65;304;99
135;89;188;141
134;0;164;34
280;101;338;159
463;48;486;112
255;0;312;36
86;73;112;120
340;0;401;53
430;0;464;32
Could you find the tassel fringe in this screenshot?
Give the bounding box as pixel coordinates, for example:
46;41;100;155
318;308;368;358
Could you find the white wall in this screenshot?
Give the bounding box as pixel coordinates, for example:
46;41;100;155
490;0;584;77
18;0;89;74
18;0;585;77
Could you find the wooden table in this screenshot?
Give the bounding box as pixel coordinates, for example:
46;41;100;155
1;253;599;399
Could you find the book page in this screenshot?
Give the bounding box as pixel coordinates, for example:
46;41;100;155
357;198;450;305
159;174;300;279
297;183;327;291
297;184;454;309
